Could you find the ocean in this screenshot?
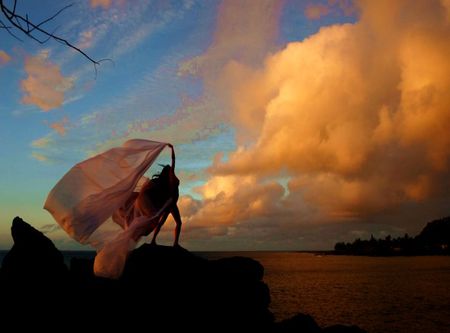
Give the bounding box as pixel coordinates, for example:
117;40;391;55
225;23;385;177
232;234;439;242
2;250;450;333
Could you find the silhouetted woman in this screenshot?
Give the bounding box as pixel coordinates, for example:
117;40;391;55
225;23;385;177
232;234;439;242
45;139;181;278
131;144;182;246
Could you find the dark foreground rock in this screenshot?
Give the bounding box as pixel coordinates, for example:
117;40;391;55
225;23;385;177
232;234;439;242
0;216;68;285
0;217;366;332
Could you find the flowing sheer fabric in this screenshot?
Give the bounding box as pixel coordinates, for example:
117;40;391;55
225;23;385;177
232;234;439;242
44;139;170;278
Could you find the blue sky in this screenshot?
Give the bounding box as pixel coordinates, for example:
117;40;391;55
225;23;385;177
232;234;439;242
1;0;449;250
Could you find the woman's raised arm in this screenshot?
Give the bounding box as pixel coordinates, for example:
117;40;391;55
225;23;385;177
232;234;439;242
168;144;175;170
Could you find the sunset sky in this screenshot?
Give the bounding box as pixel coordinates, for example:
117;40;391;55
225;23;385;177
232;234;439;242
1;0;449;250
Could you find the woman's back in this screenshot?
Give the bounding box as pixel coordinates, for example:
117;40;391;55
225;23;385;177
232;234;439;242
135;165;179;217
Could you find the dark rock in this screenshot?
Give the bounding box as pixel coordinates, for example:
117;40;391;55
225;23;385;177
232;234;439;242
275;313;322;332
323;324;367;333
210;256;265;281
0;216;366;333
120;244;273;331
0;216;68;287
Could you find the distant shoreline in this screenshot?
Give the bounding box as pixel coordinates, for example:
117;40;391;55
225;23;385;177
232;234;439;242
3;249;449;257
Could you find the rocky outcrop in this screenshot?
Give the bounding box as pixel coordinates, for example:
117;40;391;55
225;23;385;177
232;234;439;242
0;216;67;286
0;216;366;332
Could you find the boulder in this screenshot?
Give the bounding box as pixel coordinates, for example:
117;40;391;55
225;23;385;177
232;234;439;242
0;216;68;287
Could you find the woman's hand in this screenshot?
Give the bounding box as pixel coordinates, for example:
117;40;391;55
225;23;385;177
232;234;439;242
169;144;175;169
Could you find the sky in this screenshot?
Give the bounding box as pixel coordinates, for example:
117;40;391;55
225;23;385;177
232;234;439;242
0;0;449;251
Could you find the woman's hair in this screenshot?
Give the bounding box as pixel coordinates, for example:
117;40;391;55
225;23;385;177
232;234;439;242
144;165;171;205
152;164;171;180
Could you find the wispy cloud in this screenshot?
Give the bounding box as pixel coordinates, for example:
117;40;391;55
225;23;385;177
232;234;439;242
66;1;188;83
76;29;95;49
109;22;158;59
90;0;113;9
31;136;52;148
50;117;69;136
31;151;49;162
40;224;61;234
0;50;11;66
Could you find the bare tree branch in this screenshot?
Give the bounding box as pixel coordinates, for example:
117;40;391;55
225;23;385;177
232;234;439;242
0;0;111;72
29;4;72;33
0;17;22;41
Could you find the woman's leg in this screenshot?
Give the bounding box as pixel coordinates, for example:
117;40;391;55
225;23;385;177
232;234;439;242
171;205;182;246
150;210;170;245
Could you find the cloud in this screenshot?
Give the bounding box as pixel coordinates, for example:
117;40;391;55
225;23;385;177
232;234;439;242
178;175;287;232
172;0;450;244
207;0;450;221
179;0;282;83
90;0;112;9
31;136;52;148
21;53;74;111
40;224;61;234
31;152;49;162
77;30;94;49
305;4;330;19
177;0;284;145
304;0;357;20
50;117;69;136
0;50;11;66
65;0;191;94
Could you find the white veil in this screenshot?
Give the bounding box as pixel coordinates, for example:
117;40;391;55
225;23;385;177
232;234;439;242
44;139;170;278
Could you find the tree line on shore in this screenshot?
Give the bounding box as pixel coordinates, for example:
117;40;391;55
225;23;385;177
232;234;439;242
334;216;450;256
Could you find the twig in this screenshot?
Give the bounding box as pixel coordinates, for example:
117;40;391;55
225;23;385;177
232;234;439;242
0;0;105;69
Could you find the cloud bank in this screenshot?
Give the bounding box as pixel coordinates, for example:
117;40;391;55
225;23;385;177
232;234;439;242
180;0;450;239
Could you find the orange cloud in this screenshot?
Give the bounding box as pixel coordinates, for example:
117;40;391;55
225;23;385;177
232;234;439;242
50;117;69;136
305;4;330;19
90;0;125;9
177;0;283;142
31;152;49;162
31;136;52;148
91;0;112;9
21;53;73;111
0;50;11;66
202;0;450;220
178;175;286;230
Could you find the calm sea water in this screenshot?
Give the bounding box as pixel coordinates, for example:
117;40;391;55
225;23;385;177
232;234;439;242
211;252;450;333
2;251;450;333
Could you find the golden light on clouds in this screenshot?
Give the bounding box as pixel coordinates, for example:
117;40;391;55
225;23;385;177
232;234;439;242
180;175;285;229
0;50;11;66
179;0;283;84
50;117;69;136
90;0;112;9
180;0;450;226
21;53;74;112
90;0;125;9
